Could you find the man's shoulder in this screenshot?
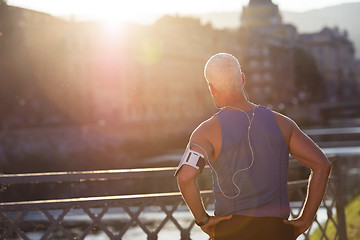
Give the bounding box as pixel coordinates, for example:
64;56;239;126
271;110;296;127
271;109;298;143
191;115;220;139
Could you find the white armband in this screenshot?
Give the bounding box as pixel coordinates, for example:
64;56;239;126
174;145;205;176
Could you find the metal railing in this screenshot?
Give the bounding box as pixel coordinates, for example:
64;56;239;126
0;156;347;240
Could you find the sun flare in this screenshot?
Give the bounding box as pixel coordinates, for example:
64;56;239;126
8;0;164;26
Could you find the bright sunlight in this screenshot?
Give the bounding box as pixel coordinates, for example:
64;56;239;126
8;0;171;25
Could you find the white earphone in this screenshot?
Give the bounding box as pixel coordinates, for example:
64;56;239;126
191;105;258;199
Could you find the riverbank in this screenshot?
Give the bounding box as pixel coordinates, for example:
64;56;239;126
0;125;190;174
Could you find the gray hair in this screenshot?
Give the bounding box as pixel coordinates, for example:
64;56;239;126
204;53;242;93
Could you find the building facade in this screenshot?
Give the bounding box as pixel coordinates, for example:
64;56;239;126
300;28;358;102
357;59;360;93
89;16;241;128
239;0;299;109
240;0;358;107
0;4;242;133
1;0;358;132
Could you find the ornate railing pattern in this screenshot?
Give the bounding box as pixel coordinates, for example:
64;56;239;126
0;156;347;240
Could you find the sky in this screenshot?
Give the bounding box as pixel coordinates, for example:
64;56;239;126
7;0;360;24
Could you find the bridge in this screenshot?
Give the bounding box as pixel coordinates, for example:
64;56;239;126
0;156;349;240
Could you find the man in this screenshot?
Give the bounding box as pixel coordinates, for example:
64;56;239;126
175;53;331;240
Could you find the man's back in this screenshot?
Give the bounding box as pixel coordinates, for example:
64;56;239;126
209;106;290;218
191;105;293;164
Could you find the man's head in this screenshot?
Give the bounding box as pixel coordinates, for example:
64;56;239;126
204;53;246;106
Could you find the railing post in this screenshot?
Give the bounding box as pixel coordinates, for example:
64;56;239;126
180;229;191;240
148;232;158;240
334;157;348;240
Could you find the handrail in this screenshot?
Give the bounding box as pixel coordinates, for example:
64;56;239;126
0;191;214;211
0;167;178;185
0;155;347;240
304;127;360;136
0;156;338;185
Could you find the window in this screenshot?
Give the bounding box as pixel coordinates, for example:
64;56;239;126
262;47;269;56
252;73;261;82
263;60;271;68
249;46;260;55
264;73;272;82
250;60;259;68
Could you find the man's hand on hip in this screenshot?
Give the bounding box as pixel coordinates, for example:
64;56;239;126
201;215;232;240
283;217;312;239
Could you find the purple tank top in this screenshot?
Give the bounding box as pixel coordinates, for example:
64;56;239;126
212;106;290;219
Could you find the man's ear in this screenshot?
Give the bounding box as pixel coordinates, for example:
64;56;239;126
241;72;246;86
208;83;215;95
209;83;220;98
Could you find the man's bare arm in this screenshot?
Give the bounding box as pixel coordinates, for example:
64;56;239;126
177;164;208;222
284;121;331;237
176;125;231;239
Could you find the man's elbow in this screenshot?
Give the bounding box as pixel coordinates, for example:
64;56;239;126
323;160;332;176
309;154;331;172
176;170;196;187
316;158;332;175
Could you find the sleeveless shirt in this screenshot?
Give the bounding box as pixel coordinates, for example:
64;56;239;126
212;106;290;219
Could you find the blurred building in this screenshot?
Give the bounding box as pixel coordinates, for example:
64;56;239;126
85;16;241;130
1;0;359;133
0;3;242;135
356;59;360;93
112;16;241;127
239;0;298;108
300;28;358;102
241;0;282;28
239;0;359;107
0;3;65;128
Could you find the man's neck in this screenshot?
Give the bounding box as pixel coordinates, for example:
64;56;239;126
220;99;256;111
